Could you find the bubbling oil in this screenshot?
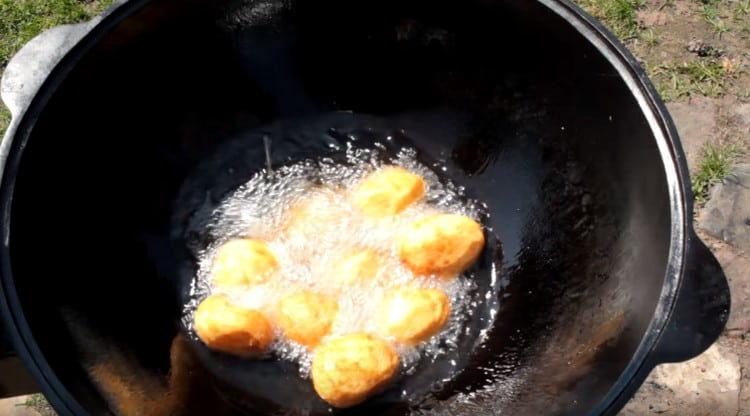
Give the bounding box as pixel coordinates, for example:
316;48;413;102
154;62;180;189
182;144;492;381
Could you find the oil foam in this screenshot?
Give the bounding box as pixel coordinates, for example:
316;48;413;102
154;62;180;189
182;145;489;379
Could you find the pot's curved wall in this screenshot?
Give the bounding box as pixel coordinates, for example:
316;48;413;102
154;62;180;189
3;0;670;414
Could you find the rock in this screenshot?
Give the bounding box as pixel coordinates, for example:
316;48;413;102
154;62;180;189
731;102;750;131
687;39;723;57
622;343;741;415
667;99;717;172
0;396;42;416
699;164;750;254
712;247;750;335
686;39;702;53
739;340;750;416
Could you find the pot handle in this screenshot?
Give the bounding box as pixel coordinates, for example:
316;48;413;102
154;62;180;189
0;20;101;121
651;231;730;363
0;0;129;119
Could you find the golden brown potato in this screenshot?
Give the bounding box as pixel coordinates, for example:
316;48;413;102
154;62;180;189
311;334;399;408
331;249;382;287
277;291;338;348
397;214;484;276
283;189;342;237
193;294;274;356
377;288;450;345
352;166;425;217
211;239;277;288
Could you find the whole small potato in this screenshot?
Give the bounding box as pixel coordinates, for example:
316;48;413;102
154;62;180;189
311;334;399;408
277;291;338;348
283;189;342;238
377;288;451;345
331;249;382;287
397;214;484;276
211;239;277;288
352;166;425;217
193;294;273;356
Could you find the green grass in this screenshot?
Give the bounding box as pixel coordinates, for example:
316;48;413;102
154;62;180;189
735;0;750;16
576;0;645;40
700;3;731;37
692;143;741;203
0;107;9;139
0;0;113;69
653;59;729;100
641;28;659;47
22;394;56;416
22;393;47;408
735;0;750;34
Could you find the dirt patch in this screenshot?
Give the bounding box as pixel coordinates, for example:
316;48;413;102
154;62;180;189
576;0;749;172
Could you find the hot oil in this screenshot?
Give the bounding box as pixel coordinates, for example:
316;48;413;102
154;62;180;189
181;142;500;405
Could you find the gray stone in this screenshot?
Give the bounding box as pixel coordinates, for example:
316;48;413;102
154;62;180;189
686;39;723;57
667;99;718;172
622;343;741;415
0;396;42;416
699;164;750;254
733;102;750;130
712;248;750;335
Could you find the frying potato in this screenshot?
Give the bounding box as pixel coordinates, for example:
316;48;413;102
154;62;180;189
352;166;425;217
277;291;338;348
397;214;484;276
331;249;382;287
311;334;399;408
193;294;273;356
211;239;277;288
284;189;342;237
377;288;450;345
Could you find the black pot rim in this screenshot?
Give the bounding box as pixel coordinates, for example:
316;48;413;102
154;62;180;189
539;1;692;413
0;1;694;415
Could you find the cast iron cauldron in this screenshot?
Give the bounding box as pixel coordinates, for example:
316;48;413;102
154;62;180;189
0;0;730;414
